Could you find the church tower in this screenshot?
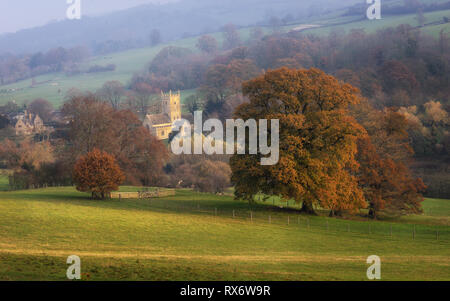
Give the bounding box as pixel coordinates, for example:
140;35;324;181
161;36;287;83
161;90;181;122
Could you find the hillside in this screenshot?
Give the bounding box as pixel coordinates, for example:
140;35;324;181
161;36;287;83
301;8;450;36
1;6;449;107
0;0;362;54
0;187;449;280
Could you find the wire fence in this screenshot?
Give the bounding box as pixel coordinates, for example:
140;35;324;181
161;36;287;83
142;198;450;244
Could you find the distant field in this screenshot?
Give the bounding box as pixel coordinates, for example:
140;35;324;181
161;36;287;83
0;187;448;280
1;8;449;108
0;26;264;108
303;9;450;36
0;38;201;107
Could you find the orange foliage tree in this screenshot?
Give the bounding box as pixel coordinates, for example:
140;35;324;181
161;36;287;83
73;148;125;199
354;105;426;218
230;67;367;215
357;137;426;218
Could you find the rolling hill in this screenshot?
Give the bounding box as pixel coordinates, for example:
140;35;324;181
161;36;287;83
0;1;449;108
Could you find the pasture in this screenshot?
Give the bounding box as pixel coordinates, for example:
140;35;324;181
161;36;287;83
0;27;261;107
0;187;448;280
302;9;450;37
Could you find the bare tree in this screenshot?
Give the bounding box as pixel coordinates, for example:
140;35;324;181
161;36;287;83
222;23;241;50
97;81;125;110
28;98;54;123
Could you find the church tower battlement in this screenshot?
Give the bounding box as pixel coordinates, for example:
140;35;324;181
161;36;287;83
144;90;182;140
161;90;181;122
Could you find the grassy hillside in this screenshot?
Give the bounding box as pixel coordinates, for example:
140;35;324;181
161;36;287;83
1;8;449;108
0;39;201;107
0;26;266;107
0;187;448;280
302;9;450;36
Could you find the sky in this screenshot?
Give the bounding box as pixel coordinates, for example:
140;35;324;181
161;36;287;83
0;0;178;34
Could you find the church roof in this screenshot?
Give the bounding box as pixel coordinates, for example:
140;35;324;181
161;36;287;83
145;113;171;125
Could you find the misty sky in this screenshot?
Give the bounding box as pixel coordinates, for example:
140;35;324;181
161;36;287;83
0;0;177;34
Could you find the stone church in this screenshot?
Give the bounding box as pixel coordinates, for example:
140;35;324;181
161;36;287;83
143;91;181;140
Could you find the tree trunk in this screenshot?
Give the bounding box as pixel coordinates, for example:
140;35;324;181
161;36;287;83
329;209;343;217
368;208;377;219
92;192;102;200
300;201;316;215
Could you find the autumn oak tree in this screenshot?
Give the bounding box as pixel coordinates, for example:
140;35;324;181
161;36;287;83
357;137;426;218
73;148;125;199
355;104;426;218
230;67;367;215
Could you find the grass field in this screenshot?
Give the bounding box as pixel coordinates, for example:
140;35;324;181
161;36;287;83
0;27;262;107
0;40;200;107
0;187;448;280
303;9;450;37
0;171;10;191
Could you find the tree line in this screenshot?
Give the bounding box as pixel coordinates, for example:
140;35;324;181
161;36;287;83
128;23;449;198
0;46;89;85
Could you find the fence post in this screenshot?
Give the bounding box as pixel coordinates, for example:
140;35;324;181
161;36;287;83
250;211;253;223
232;210;235;219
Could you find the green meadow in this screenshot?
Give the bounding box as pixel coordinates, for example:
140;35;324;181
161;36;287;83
0;39;200;107
0;187;448;280
303;9;450;37
0;26;262;107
